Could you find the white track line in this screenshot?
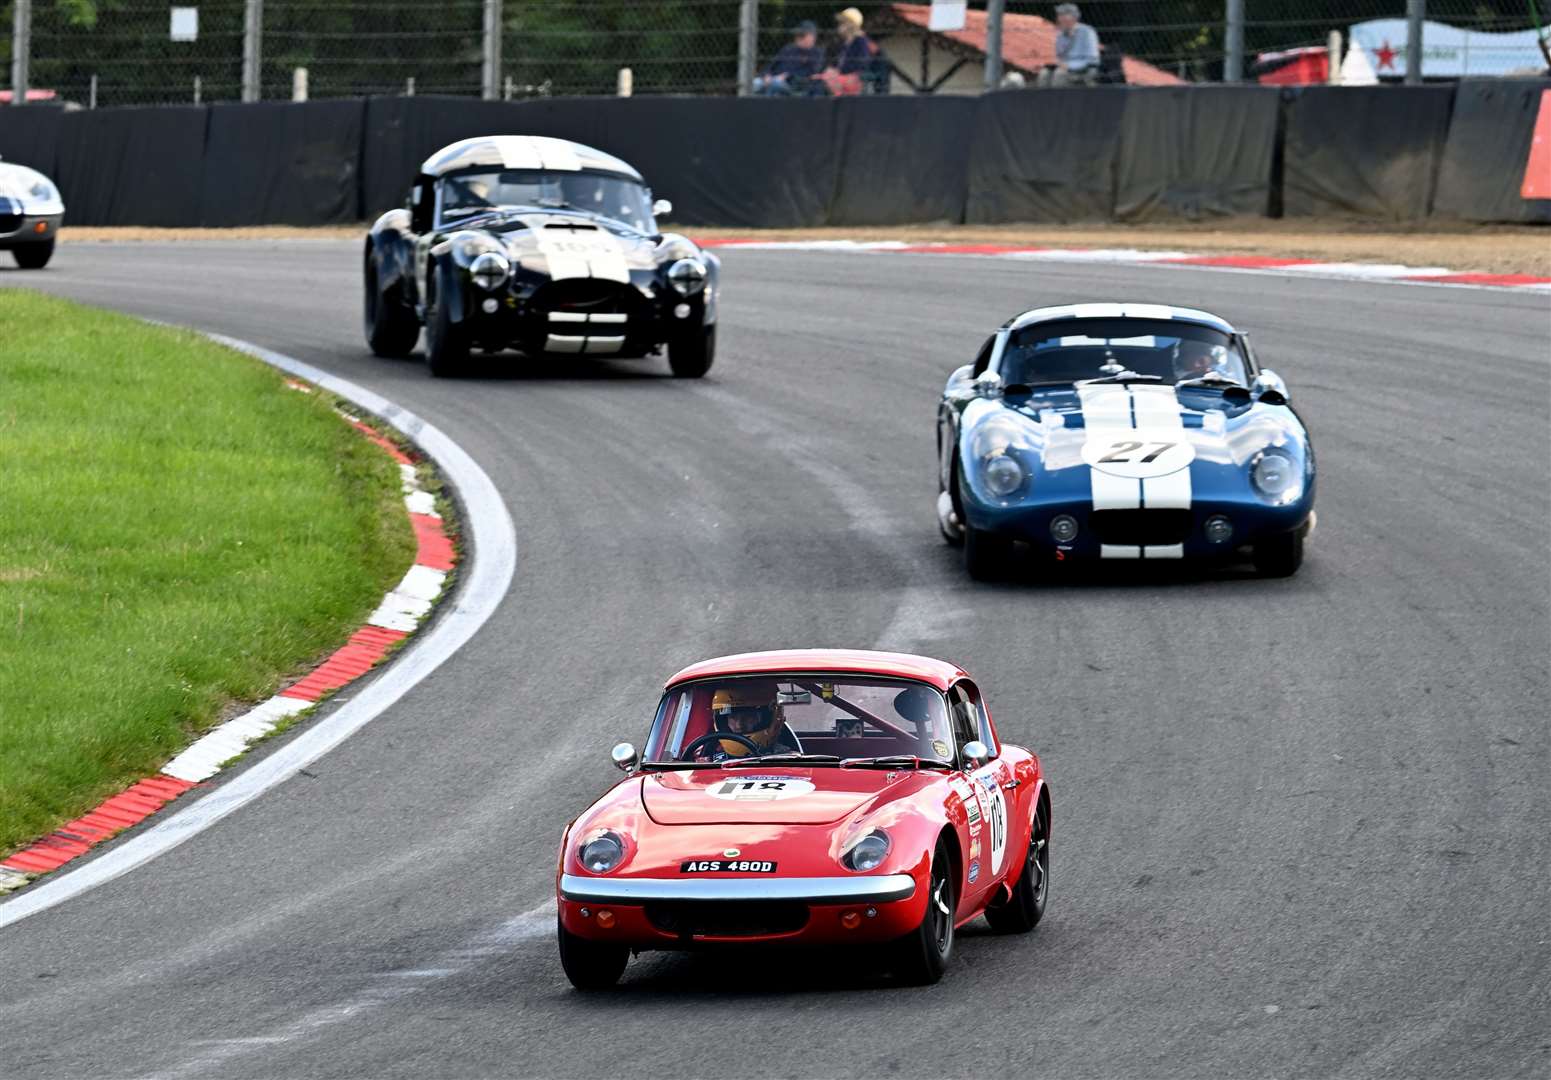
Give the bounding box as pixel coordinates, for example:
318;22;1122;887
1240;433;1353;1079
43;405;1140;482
0;335;517;930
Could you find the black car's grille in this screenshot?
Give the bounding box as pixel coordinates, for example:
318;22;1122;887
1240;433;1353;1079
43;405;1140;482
0;213;22;235
644;900;809;939
1089;509;1193;546
532;278;636;315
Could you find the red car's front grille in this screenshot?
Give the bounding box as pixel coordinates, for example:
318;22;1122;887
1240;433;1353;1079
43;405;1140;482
644;900;810;939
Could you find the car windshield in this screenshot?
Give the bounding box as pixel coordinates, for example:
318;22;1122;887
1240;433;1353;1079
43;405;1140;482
1000;318;1249;388
439;168;656;231
643;676;955;764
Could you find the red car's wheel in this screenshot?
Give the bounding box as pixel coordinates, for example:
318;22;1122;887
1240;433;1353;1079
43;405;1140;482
892;840;955;985
557;915;629;991
986;797;1049;933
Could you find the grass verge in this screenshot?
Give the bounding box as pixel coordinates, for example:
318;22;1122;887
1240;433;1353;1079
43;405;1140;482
0;291;416;855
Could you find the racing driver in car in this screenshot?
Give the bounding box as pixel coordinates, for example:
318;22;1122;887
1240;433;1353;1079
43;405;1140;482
697;681;802;760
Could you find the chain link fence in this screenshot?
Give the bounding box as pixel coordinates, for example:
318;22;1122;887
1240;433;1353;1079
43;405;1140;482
1053;0;1549;82
3;1;1547;107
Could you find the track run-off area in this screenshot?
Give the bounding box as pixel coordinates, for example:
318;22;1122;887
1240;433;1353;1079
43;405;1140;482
0;242;1546;1078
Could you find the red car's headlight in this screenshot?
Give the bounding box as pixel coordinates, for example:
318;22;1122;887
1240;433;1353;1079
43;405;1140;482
578;830;626;874
840;829;891;872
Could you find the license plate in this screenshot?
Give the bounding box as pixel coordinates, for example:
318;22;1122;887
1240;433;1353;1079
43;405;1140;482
679;859;777;874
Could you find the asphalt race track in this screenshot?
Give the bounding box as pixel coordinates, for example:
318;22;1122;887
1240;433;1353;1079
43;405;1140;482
1;244;1547;1078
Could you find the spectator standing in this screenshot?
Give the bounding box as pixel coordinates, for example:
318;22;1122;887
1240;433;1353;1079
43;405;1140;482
1039;3;1101;86
753;20;825;96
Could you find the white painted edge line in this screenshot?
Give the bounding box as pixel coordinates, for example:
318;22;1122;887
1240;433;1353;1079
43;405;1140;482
715;241;1551;294
0;334;518;930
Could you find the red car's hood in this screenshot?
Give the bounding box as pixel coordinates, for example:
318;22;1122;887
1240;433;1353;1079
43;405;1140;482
641;768;892;825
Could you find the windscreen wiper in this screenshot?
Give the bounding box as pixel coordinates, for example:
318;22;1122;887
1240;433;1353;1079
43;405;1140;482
842;755;956;771
1176;373;1245;390
724;753;842;767
640;760;723;770
1078;371;1163;385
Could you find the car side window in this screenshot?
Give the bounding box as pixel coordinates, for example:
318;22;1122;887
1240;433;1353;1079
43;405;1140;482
970;336;996;377
953;679;998;756
946;684;979;755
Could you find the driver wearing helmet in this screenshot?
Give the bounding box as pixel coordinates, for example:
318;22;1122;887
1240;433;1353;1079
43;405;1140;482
700;681;802;760
1173;339;1233;382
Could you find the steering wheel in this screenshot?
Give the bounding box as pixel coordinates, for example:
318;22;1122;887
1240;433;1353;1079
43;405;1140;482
681;731;761;761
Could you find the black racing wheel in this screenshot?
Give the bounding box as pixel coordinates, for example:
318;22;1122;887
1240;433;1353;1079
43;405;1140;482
681;730;760;760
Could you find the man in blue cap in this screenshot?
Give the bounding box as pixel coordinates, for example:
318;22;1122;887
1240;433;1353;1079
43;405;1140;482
753;20;825;95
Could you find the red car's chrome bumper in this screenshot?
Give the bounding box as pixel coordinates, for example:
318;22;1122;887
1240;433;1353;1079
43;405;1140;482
558;872;924;946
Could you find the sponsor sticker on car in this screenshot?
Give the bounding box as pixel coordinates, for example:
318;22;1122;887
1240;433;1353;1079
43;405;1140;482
680;859;778;874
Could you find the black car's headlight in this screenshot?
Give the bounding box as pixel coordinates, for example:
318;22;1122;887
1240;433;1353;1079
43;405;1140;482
578;830;626;874
666;258;707;296
1250;448;1303;505
840;829;891;872
469;252;510;291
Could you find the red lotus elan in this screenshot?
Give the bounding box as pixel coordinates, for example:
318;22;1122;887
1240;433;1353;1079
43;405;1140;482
555;649;1051;988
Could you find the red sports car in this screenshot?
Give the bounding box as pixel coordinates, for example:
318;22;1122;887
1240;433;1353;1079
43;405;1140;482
555;649;1051;988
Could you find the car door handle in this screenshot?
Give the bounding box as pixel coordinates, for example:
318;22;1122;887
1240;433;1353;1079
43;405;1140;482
1001;779;1020;790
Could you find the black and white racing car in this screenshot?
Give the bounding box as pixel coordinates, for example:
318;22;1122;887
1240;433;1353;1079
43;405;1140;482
363;135;719;378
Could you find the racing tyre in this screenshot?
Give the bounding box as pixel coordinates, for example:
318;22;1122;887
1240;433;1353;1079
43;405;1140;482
557;916;629;991
892;840;955;985
364;252;420;358
13;240;54;269
424;265;471;378
963;524;1013;582
668;322;715;378
985;798;1049;934
1252;530;1304;578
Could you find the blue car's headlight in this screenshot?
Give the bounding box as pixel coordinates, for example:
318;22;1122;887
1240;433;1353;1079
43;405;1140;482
1250;449;1303;505
983;454;1025;497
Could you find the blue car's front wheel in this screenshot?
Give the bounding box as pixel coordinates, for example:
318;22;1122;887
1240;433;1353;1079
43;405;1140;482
964;522;1014;581
1253;529;1304;577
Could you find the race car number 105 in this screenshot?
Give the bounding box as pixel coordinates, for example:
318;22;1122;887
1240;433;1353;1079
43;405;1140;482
680;859;777;874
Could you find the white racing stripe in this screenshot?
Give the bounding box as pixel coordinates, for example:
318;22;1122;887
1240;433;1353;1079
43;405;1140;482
1078;382;1193;557
1076;384;1140;512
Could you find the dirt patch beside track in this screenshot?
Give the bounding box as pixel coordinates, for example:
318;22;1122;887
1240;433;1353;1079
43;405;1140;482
60;219;1550;275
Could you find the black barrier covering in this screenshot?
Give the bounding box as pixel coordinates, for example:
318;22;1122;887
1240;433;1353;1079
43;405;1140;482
569;97;839;228
199;100;365;226
1282;86;1454;220
0;105;64;175
1114;86;1280;220
14;87;1548;229
827;95;975;225
965;88;1125;223
52;106;208;226
1433;79;1551;224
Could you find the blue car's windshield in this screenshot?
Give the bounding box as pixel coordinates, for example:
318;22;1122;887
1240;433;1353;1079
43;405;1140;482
1000;318;1248;388
439;168;655;232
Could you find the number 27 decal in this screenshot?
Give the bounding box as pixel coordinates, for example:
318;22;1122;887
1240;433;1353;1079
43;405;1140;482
1098;439;1177;464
